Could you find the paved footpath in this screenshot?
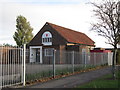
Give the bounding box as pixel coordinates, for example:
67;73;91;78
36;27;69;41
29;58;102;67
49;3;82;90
25;66;119;88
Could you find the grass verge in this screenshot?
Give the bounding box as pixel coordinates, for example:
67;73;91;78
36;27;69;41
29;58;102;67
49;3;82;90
77;70;120;88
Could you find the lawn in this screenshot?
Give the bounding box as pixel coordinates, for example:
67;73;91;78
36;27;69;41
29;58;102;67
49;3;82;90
77;70;120;88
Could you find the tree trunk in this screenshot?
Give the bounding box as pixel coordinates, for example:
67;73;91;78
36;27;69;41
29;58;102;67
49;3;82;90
112;47;117;79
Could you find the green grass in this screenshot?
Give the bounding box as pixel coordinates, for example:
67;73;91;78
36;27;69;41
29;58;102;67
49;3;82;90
77;71;120;88
55;65;96;76
26;70;53;81
25;65;87;81
25;65;108;83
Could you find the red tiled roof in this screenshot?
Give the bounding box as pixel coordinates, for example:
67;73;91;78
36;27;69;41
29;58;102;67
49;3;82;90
47;22;95;46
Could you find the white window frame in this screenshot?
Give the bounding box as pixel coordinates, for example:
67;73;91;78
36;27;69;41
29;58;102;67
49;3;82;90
44;48;54;56
42;31;52;45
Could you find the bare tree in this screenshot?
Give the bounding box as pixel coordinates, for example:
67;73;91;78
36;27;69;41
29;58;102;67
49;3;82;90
90;0;120;79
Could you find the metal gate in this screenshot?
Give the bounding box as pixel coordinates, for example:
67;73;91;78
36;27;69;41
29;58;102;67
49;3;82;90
0;45;25;89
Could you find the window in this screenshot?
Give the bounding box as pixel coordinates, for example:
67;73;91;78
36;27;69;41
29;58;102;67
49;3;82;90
42;31;52;45
44;48;54;56
42;38;52;43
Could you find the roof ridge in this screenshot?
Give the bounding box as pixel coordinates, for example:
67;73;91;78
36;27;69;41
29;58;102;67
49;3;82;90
46;22;84;34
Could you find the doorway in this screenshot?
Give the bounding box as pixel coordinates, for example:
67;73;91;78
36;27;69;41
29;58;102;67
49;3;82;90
30;46;42;63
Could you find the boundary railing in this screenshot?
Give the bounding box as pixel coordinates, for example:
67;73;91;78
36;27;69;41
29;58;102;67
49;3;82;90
0;44;26;89
0;46;113;88
25;50;112;83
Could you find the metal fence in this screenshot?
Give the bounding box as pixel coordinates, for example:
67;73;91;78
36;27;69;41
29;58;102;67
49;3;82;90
25;50;111;82
0;46;113;88
0;45;26;89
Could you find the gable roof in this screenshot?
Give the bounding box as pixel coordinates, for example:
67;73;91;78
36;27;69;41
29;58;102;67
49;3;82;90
47;22;95;46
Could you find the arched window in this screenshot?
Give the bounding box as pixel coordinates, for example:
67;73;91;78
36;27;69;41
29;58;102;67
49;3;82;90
42;31;52;45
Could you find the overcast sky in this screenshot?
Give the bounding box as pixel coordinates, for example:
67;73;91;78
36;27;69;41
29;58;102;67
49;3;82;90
0;0;112;48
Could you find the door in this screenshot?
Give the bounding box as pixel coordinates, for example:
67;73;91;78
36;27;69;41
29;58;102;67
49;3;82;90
36;48;40;62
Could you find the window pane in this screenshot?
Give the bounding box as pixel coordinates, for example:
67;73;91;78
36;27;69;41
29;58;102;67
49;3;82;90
42;38;52;43
44;48;54;56
45;38;47;42
50;38;52;42
48;38;50;42
46;38;48;42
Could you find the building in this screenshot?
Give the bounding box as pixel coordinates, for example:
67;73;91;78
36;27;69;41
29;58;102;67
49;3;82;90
90;48;111;53
29;22;95;64
90;48;112;65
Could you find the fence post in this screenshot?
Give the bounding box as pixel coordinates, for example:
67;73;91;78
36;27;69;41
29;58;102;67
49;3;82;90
72;51;74;73
102;53;104;65
53;50;56;78
94;53;96;66
84;53;86;67
23;44;26;86
0;47;3;89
